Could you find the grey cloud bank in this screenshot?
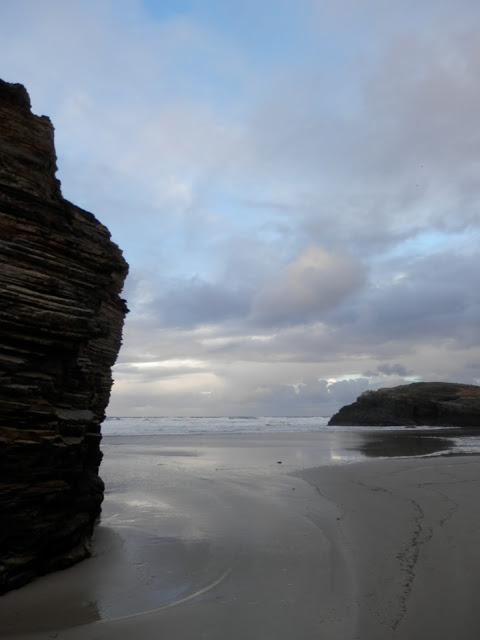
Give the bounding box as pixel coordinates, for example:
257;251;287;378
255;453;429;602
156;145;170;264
0;0;479;415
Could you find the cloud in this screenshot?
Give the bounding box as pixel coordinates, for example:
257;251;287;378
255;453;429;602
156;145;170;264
2;0;480;415
368;363;409;377
251;245;366;327
151;278;252;328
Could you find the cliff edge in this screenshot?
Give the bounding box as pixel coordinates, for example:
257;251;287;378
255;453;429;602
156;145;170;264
0;79;128;593
328;382;480;426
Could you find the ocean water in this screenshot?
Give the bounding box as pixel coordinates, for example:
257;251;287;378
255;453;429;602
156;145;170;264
102;416;480;456
102;416;330;436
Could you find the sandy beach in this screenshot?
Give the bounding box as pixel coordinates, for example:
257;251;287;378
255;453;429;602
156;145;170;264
1;432;480;640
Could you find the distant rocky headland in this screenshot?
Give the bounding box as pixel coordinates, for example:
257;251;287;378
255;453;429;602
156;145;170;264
0;79;128;593
328;382;480;426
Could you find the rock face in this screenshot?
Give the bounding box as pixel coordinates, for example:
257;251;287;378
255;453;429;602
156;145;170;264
0;79;128;593
328;382;480;427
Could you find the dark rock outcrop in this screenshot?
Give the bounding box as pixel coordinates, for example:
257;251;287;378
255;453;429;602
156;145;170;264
0;79;128;593
328;382;480;427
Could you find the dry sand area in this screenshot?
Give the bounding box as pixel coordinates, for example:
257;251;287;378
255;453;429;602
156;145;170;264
1;433;480;640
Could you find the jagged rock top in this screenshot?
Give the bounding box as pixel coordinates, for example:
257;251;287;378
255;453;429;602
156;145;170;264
0;78;61;200
0;79;31;110
0;80;32;111
328;382;480;426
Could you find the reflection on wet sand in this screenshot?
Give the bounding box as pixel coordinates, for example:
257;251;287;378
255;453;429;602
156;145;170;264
352;427;480;459
3;430;480;640
356;430;453;458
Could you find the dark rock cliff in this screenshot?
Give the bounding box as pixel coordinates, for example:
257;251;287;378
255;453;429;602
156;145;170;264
328;382;480;426
0;79;128;593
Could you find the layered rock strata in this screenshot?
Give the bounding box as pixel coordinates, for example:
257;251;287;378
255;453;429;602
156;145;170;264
0;79;128;593
328;382;480;426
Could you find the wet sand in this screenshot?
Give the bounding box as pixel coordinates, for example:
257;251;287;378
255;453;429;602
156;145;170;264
1;433;480;639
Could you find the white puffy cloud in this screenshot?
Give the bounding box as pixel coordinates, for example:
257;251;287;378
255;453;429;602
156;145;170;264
252;245;366;326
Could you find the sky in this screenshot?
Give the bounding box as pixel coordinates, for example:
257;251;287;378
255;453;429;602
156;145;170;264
1;0;480;416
